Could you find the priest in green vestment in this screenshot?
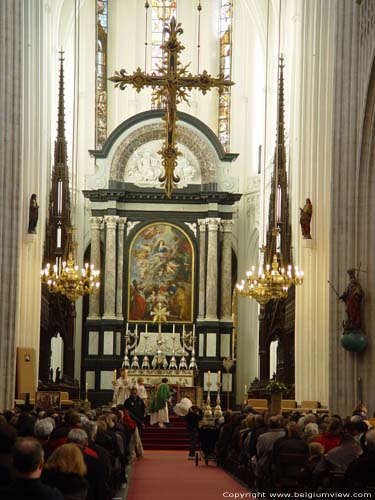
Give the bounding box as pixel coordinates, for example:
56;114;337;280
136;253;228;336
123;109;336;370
149;378;171;428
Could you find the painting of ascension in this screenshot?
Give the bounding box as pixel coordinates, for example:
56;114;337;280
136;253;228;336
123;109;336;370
128;222;194;323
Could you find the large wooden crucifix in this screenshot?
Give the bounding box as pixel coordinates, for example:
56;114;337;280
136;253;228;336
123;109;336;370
109;17;234;198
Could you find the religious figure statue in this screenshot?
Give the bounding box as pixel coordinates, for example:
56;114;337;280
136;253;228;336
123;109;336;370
299;198;312;239
339;269;364;330
28;193;39;234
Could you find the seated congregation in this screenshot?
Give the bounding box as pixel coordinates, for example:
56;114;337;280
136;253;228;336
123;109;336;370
1;399;375;498
216;403;375;494
0;403;143;500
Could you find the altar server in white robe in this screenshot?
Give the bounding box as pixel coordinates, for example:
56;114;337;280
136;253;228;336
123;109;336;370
173;397;193;417
136;377;148;404
113;369;131;405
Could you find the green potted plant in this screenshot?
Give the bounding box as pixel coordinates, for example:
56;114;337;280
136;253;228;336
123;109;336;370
265;379;288;414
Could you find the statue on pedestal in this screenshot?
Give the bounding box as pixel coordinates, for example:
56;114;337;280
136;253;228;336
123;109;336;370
339;269;367;353
340;269;364;330
28;193;39;234
299;198;312;239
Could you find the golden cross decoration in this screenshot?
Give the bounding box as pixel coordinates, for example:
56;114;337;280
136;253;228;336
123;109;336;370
109;17;234;198
150;302;170;325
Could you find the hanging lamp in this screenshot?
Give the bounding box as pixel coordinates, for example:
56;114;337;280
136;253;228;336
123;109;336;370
236;1;303;306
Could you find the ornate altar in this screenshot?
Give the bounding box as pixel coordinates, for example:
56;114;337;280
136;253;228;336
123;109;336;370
82;111;240;406
127;369;195;387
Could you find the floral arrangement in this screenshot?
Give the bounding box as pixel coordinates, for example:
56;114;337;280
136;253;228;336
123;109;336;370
265;379;288;395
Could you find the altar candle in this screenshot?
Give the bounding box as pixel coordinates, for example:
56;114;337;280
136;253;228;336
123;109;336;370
207;370;211;383
244;384;248;394
85;382;88;392
193;324;195;336
126;323;128;333
113;369;117;383
145;323;148;333
173;324;175;334
217;370;221;384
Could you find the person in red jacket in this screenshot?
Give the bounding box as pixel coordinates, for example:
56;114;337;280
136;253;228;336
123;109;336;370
313;417;343;452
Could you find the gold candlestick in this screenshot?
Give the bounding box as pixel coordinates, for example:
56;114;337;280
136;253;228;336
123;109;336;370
204;380;213;418
223;358;234;410
214;382;222;418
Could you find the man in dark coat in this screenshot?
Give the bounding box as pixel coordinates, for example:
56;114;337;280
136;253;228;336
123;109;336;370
1;437;64;500
346;429;375;492
185;405;203;459
124;388;146;430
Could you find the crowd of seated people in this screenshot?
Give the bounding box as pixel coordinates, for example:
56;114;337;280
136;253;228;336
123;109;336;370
216;403;375;494
0;404;143;500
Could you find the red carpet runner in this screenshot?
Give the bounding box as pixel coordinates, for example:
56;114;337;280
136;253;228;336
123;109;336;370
141;415;191;450
127;450;250;500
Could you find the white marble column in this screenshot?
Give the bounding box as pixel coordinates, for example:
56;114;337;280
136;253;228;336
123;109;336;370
103;216;118;319
0;0;23;410
205;218;220;321
197;219;206;321
292;0;336;410
221;220;233;321
116;217;127;320
88;217;102;319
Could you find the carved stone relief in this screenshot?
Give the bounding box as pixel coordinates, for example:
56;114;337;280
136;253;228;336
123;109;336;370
125;140;201;187
111;123;217;184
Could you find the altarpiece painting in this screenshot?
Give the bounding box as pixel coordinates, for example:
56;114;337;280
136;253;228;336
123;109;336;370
128;222;194;323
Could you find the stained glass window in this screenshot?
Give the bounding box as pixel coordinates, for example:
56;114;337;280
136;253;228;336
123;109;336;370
96;0;108;149
151;0;177;109
218;1;233;151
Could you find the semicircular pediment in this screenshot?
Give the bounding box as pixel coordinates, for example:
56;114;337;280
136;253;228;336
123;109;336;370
110;122;217;185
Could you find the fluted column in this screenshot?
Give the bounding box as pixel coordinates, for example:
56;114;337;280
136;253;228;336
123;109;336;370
197;219;206;321
205;218;220;321
116;217;127;319
103;216;118;319
88;217;102;319
221;220;233;321
0;0;23;410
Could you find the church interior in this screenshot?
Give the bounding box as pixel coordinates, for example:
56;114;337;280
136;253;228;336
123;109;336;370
1;0;375;497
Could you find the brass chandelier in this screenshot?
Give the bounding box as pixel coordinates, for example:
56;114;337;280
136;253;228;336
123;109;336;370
236;1;303;307
236;247;303;306
236;59;304;306
41;228;100;303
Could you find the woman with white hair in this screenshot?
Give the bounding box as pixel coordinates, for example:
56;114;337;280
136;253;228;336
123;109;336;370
302;422;319;443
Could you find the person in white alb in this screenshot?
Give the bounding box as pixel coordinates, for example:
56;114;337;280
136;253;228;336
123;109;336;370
113;369;131;405
135;377;148;404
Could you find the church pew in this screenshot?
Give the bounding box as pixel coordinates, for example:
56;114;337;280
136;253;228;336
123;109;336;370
247;398;268;413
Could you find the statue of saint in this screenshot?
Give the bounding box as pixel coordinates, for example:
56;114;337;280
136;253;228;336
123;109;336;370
28;194;39;234
299;198;312;239
339;269;364;330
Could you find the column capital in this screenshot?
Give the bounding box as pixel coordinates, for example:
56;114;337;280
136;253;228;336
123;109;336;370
104;215;119;229
118;217;127;228
206;218;221;231
198;219;207;232
90;216;102;230
221;219;233;233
